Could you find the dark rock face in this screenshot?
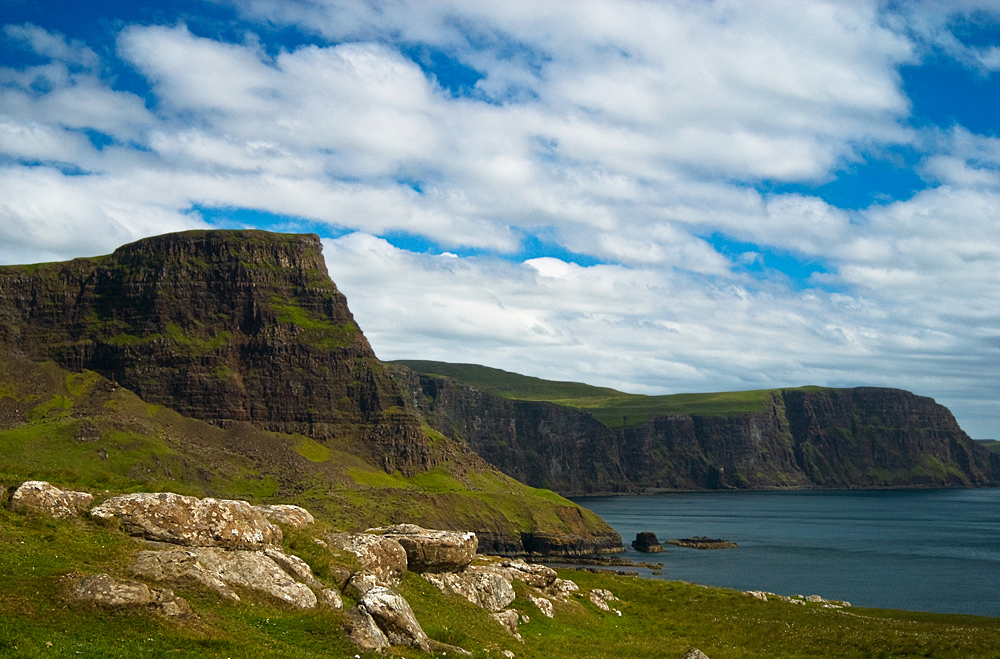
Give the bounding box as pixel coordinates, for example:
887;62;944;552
0;230;431;474
631;532;664;553
395;368;1000;494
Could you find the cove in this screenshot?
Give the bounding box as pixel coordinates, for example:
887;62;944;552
573;488;1000;618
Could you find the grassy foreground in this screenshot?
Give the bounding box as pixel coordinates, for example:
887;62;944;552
1;501;998;659
393;360;829;427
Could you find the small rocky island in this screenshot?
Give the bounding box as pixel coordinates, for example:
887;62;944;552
631;532;665;553
667;536;738;550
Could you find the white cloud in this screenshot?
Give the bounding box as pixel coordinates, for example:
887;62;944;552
0;3;998;437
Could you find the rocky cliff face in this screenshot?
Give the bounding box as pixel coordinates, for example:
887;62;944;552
0;230;429;473
394;368;1000;494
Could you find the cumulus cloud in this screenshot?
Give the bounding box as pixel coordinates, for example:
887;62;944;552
0;3;998;437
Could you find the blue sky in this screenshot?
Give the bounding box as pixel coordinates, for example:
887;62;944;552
1;1;998;439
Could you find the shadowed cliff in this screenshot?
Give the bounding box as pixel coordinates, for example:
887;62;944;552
392;363;1000;494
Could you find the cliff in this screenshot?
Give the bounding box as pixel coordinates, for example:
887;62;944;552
392;366;1000;494
0;230;623;554
0;230;430;474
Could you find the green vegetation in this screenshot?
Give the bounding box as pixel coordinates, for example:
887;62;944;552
393;360;832;427
1;502;998;658
977;439;1000;455
268;297;356;349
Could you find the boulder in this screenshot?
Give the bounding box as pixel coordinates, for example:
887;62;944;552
501;560;557;588
325;533;407;587
371;524;477;573
320;588;343;609
745;590;768;601
421;567;516;612
490;609;524;642
189;548;318;609
345;606;390;651
132;549;239;601
254;504;314;529
631;532;664;553
344;571;380;599
10;481;93;519
589;588;618;612
529;594;554;618
70;573;152;606
548;578;579;599
90;493;282;549
682;650;711;659
264;547;322;589
357;585;430;651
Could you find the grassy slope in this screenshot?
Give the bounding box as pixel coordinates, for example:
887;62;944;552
392;360;829;427
0;356;608;542
1;504;998;658
976;439;1000;455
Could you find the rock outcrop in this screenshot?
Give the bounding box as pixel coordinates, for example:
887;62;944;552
372;524;478;572
90;493;282;549
0;230;435;475
255;504;315;529
9;481;92;519
631;532;664;553
68;573;192;617
325;532;408;587
395;365;1000;493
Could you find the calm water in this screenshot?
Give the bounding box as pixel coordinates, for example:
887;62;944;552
573;489;1000;618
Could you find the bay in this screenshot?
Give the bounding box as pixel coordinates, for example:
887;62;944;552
573;489;1000;618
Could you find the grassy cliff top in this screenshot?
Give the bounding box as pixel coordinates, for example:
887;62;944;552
392;360;832;427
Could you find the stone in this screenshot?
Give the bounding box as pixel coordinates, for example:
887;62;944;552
421;568;516;612
548;578;579;599
631;532;664;553
805;594;824;602
371;524;478;573
325;533;408;587
254;504;315;529
320;588;343;609
589;588;618;612
190;548;317;609
529;594;554;618
501;560;557;588
264;547;322;588
70;573;152;607
745;590;768;601
345;606;390;651
132;549;239;601
90;493;282;550
682;650;711;659
490;609;524;642
358;585;430;650
10;481;93;519
344;571;380;599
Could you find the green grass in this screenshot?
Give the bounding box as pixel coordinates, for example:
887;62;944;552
392;360;832;427
1;504;998;659
976;439;1000;455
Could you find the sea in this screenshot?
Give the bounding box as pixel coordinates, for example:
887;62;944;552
572;489;1000;618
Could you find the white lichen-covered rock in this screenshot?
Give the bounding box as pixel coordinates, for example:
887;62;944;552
588;588;618;611
682;649;711;659
357;585;430;651
325;532;407;587
501;560;557;588
320;588;343;609
421;567;516;612
745;590;768;601
548;578;579;599
254;504;314;529
10;481;93;519
90;492;282;549
264;547;322;588
370;524;478;573
490;609;524;642
529;594;554;618
132;549;239;601
344;571;380;599
189;548;317;609
345;605;390;650
68;573;192;617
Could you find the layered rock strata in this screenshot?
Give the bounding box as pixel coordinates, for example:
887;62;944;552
395;367;1000;493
